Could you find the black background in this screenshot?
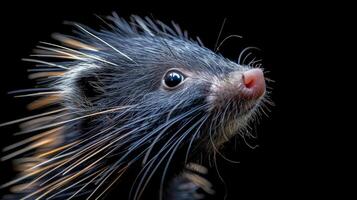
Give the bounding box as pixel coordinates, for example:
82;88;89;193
0;1;350;199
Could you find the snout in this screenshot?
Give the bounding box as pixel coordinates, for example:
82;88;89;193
208;68;266;110
240;68;266;100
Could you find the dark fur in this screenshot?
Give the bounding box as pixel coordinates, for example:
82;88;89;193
1;14;268;200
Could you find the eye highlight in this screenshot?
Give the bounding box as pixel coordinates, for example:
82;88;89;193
163;70;185;89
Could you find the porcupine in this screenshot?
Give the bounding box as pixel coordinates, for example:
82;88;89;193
0;13;270;200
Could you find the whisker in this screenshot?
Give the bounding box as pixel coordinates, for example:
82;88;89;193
93;166;128;200
216;34;243;52
159;115;209;200
67;168;106;200
184;115;209;164
129;113;202;200
134;113;206;200
238;46;260;65
0;108;66;128
15;105;135;135
46;168;102;200
214;18;227;52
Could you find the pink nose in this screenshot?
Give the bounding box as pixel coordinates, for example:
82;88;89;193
242;68;266;99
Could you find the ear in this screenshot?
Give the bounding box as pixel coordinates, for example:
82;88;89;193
74;70;105;107
77;73;105;102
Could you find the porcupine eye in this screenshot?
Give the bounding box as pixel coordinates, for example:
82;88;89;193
163;70;185;88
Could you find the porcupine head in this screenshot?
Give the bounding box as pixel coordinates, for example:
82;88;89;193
1;14;269;200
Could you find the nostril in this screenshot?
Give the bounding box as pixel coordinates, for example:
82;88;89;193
243;75;256;88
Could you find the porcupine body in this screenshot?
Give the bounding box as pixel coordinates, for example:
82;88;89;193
1;14;270;200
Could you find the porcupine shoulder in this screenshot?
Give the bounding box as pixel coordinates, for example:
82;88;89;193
1;13;270;200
